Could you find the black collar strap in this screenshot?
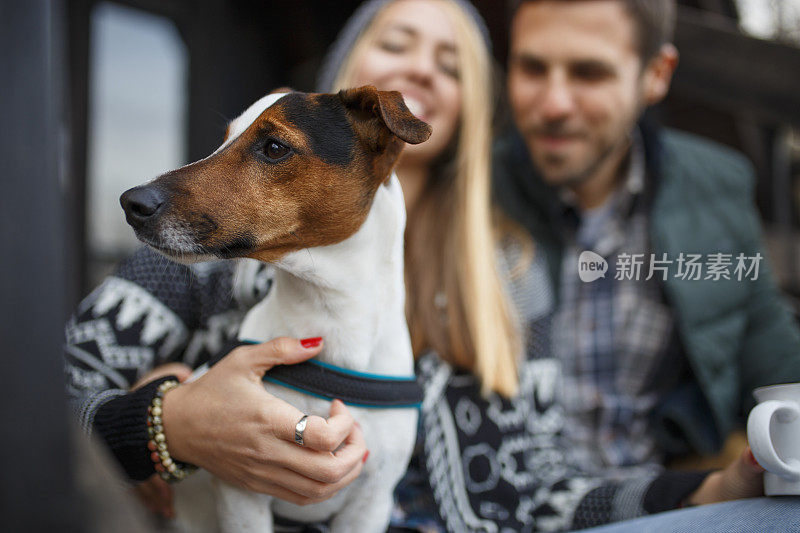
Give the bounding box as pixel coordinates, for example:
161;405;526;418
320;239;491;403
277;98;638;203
212;340;422;409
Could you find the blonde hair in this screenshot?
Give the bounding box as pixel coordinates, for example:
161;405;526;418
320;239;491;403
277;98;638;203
334;0;522;397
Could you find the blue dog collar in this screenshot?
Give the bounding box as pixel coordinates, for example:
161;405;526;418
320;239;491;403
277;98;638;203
211;339;422;409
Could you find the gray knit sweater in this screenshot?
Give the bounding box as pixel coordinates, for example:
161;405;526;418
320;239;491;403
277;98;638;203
65;246;706;531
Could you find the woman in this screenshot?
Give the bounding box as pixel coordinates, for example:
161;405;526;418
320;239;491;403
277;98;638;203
315;1;766;531
65;0;765;530
319;0;521;398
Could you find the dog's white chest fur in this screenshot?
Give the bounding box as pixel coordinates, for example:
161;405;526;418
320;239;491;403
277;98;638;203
196;174;418;533
239;174;412;376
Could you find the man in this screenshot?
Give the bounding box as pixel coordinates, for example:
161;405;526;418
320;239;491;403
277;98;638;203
495;0;800;473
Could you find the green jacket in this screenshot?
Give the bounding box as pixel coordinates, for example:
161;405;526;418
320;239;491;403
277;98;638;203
493;124;800;456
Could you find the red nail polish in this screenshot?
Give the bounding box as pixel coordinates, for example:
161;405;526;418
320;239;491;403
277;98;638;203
300;337;322;348
362;450;370;463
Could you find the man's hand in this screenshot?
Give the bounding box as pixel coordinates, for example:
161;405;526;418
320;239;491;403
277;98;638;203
161;337;367;506
686;446;765;506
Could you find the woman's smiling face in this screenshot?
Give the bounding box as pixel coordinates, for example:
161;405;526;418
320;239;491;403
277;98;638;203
349;0;462;165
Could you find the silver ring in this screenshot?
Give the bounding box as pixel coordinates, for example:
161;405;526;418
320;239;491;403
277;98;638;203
294;415;309;446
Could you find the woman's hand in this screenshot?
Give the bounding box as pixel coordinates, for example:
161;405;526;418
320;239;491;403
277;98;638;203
131;362;193;518
161;337;367;506
686;446;765;506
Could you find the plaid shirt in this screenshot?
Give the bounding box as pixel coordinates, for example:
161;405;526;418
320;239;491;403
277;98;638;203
553;137;681;476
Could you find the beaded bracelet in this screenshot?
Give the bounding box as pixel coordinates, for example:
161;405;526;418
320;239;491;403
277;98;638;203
146;379;197;482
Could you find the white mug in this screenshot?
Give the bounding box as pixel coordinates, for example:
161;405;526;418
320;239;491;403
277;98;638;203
747;383;800;495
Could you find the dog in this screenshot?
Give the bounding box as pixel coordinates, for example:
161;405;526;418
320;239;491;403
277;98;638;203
120;86;431;532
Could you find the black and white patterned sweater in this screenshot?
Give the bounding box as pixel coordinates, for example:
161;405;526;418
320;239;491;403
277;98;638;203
64;247;706;531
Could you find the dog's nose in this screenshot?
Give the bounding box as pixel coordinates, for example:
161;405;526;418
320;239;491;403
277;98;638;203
120;186;166;228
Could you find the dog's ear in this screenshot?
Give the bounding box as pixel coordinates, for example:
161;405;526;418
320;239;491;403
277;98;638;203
338;86;432;150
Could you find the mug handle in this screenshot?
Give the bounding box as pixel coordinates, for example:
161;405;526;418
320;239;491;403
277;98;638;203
747;400;800;481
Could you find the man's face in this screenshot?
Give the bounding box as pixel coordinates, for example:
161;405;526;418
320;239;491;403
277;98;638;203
508;1;650;187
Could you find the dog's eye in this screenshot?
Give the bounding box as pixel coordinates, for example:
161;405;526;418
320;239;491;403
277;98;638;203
264;140;291;162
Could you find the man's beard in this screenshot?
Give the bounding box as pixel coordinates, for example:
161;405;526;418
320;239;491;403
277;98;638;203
554;141;619;188
525;122;630;189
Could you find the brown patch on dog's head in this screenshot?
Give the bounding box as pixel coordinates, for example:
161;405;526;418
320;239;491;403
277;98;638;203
120;87;430;263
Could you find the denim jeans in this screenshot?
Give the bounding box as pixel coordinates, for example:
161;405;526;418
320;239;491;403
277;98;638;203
581;497;800;533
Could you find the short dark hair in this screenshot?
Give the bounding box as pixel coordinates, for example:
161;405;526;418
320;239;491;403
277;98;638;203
511;0;677;63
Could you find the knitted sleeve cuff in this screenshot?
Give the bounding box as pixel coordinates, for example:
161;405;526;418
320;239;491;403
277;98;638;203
643;470;711;514
572;470;710;529
78;388;127;436
92;376;176;482
572;474;656;529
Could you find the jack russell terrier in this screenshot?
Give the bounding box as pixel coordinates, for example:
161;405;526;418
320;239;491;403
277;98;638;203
120;86;431;532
